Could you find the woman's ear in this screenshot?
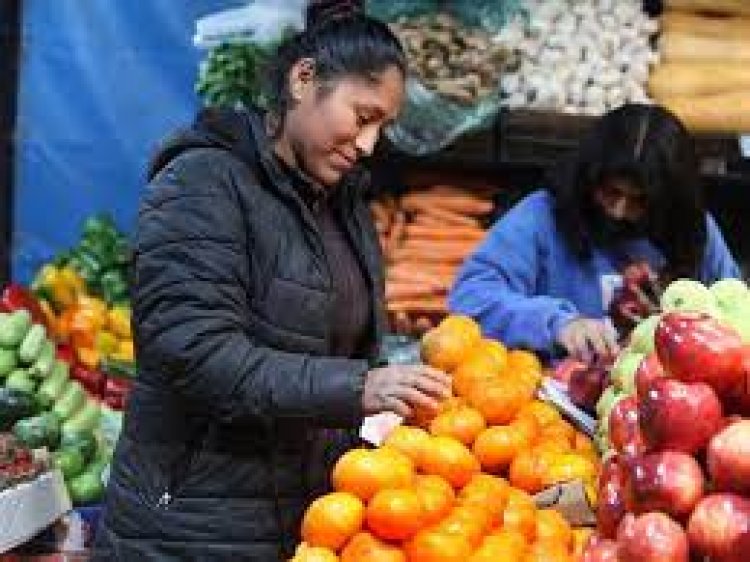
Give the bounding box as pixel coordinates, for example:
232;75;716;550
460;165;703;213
288;58;316;102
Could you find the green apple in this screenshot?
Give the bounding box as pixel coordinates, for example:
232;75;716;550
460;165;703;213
628;315;661;355
610;350;645;395
660;278;718;316
711;278;750;312
718;301;750;343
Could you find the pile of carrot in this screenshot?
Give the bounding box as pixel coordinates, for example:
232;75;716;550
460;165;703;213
370;185;494;335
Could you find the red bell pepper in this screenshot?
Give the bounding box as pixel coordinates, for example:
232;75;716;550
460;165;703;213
56;343;76;366
72;364;105;397
103;376;134;410
0;284;46;325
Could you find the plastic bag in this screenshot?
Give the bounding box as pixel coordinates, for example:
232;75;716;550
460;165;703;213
366;0;525;155
194;1;305;48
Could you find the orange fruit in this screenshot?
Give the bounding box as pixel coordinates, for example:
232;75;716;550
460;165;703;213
542;453;597;488
340;532;405;562
573;431;596;456
458;474;510;525
476;339;509;372
414;475;455;526
429;406;486;446
523;541;573;562
437;504;493;547
451;357;499;399
419;436;480;489
483;529;529;558
291;543;339;562
512;366;543;389
540;421;576;448
421;326;478;372
404;529;473;562
572;528;594;558
507;349;542;374
409;397;464;431
366;488;424;542
512;414;541;445
471;530;528;561
518;401;562;428
502;489;537;542
438;315;482;342
301;492;365;551
473;425;527;473
510;447;558;494
333;448;414;501
468;380;528;426
383;426;431;467
534;509;573;550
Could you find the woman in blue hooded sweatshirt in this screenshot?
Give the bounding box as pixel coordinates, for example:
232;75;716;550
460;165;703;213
449;104;740;362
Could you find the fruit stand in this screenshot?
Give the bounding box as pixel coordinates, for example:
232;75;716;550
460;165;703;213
2;0;750;561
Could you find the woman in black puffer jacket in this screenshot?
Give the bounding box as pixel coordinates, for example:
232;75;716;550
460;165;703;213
91;2;451;561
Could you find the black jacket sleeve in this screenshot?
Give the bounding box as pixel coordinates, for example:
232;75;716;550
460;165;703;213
133;149;367;427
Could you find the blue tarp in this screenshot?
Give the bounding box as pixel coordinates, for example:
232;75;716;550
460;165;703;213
13;0;243;283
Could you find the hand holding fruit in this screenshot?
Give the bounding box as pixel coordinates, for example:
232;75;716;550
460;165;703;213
362;364;452;418
557;317;620;362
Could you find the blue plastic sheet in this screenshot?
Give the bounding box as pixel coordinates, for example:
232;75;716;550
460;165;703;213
13;0;243;283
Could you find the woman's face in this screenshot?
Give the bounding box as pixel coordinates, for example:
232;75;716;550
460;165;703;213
282;63;405;187
594;177;648;223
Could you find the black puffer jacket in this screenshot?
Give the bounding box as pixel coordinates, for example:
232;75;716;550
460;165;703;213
92;109;386;561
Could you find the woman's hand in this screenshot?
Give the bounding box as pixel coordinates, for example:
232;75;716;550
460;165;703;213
557;317;620;362
362;365;453;418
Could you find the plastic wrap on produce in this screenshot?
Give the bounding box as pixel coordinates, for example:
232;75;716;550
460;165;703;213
366;0;525;155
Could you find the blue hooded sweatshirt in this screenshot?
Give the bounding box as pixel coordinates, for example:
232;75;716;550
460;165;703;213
448;190;741;357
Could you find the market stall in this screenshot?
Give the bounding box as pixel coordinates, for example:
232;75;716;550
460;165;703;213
2;0;750;560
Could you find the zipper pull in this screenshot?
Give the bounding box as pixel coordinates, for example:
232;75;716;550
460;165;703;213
157;490;173;508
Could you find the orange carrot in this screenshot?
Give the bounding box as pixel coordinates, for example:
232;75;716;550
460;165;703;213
385;210;407;258
416;207;482;228
388;297;447;313
405;224;486;241
386;283;440;301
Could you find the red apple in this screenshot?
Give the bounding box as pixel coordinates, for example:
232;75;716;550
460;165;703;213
688;494;750;562
635;352;666;398
624;451;704;519
609;396;646;457
581;537;619;562
655;312;745;397
708;420;750;495
569;364;609;414
723;347;750;416
618;512;689;562
597;455;629;539
638;378;723;454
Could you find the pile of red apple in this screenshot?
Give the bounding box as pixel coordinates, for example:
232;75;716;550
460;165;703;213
584;311;750;562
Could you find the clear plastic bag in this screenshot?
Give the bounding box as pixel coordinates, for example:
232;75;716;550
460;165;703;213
366;0;525;155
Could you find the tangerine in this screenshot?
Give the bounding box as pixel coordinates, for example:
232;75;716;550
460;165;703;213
301;492;365;551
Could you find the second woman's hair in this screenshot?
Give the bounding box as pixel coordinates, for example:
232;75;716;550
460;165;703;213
553;103;706;278
266;1;406;127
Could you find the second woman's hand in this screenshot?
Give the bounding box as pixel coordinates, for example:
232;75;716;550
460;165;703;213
557;317;620;363
362;364;453;419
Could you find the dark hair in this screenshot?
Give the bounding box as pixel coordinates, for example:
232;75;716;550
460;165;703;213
266;0;406;122
552;103;706;278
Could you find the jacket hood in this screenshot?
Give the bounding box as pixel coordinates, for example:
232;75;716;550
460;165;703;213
148;107;268;181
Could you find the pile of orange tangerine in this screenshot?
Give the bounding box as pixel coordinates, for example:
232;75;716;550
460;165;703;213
292;315;599;562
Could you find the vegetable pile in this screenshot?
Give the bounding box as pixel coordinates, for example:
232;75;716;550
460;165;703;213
389;13;510;106
371;186;494;335
32;214;134;374
0;309;116;505
496;0;658;115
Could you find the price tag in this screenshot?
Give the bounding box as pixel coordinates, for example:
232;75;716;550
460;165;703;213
740;135;750;159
